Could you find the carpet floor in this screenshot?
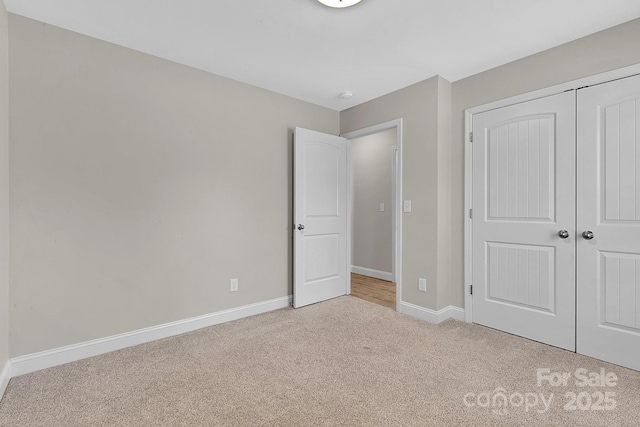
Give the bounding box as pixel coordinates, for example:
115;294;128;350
0;296;638;426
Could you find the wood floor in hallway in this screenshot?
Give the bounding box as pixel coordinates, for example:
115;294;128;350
350;272;395;309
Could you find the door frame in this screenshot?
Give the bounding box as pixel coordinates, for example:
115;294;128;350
464;63;640;323
341;119;403;312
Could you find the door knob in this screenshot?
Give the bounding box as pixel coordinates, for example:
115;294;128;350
558;230;569;239
297;224;305;231
582;230;594;240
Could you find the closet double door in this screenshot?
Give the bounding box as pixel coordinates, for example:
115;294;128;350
472;74;640;370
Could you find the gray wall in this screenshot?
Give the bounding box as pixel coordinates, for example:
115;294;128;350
351;129;394;274
436;77;452;310
341;76;450;311
8;15;339;357
449;18;640;308
5;12;640;359
0;2;9;370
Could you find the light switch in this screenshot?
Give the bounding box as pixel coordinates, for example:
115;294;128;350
403;200;412;213
380;203;385;212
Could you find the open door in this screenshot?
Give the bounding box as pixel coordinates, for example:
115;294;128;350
293;127;348;308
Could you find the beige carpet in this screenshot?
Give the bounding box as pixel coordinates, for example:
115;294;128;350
1;296;639;426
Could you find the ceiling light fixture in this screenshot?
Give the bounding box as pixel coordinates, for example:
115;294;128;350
317;0;363;8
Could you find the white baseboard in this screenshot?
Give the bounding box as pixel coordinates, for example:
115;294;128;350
351;265;393;282
0;360;10;400
399;301;465;324
10;295;292;378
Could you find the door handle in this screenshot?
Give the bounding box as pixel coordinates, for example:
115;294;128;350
558;230;569;239
582;230;594;240
297;224;305;231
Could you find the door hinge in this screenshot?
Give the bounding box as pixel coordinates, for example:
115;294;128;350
469;209;473;219
470;285;473;295
469;132;473;142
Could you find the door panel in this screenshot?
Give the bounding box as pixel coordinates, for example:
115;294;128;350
472;91;576;351
294;128;347;308
577;74;640;370
487;115;555;221
486;242;554;312
305;143;339;217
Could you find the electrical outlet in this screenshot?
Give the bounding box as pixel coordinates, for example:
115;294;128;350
230;278;238;292
403;200;412;213
380;203;385;212
418;278;427;292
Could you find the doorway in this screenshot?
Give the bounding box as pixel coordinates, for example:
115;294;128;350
342;119;403;311
348;128;396;309
292;120;402;311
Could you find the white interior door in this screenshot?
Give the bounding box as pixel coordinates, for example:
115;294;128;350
472;91;576;351
577;74;640;371
294;127;348;308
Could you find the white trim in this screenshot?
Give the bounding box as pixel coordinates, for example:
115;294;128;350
342;118;403;312
464;110;473;323
399;302;465;324
341;119;403;140
346;136;352;296
391;144;398;282
10;296;292;378
465;63;640;117
463;63;640;325
351;265;393;282
0;360;10;400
